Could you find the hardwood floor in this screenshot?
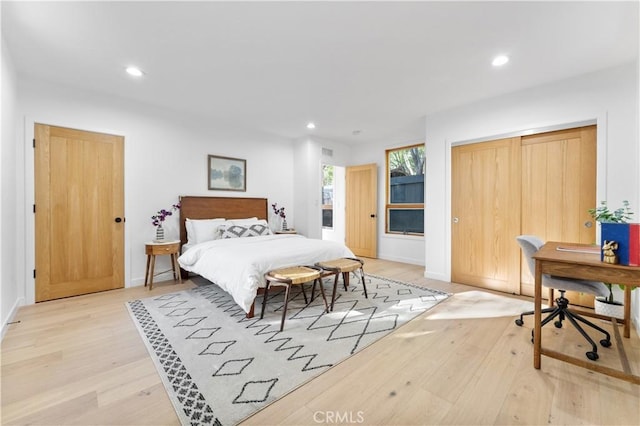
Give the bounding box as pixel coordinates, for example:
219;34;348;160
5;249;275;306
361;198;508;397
2;258;638;425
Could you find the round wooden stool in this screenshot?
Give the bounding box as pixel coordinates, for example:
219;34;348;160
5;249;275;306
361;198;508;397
315;257;367;311
261;266;329;331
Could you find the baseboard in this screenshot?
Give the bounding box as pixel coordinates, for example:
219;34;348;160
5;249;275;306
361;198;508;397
131;270;178;287
1;296;25;341
424;271;448;282
378;254;425;266
130;277;146;287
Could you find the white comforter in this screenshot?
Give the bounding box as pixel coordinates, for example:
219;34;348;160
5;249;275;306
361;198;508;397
178;234;355;313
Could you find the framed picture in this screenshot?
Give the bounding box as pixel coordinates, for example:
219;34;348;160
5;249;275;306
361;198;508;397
207;155;246;191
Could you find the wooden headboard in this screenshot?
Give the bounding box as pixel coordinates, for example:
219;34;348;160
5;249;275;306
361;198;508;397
179;196;268;246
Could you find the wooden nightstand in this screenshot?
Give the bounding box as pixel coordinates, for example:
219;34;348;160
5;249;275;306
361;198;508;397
144;241;182;290
275;229;297;234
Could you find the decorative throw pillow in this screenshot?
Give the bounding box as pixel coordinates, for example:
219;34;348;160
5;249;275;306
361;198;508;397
220;223;272;239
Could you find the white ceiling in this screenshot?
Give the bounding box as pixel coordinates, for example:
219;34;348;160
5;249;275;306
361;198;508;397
2;1;638;145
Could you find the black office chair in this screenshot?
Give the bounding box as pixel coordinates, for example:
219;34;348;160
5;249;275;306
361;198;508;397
515;235;612;360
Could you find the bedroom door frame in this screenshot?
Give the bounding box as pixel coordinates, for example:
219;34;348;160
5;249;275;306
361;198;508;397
23;117;130;305
321;163;346;244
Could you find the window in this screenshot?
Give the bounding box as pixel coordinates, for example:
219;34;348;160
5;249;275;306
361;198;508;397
322;165;334;228
386;144;425;235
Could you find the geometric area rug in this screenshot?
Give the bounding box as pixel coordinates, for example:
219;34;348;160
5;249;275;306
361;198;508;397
126;274;450;425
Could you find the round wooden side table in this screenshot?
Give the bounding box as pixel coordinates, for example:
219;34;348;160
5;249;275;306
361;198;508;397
144;241;182;290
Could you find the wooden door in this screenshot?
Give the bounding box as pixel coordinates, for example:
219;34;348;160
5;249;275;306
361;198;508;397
451;138;522;293
520;126;597;304
35;124;125;302
346;163;377;258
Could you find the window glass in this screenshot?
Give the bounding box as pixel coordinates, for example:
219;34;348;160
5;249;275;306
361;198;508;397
388;209;424;234
386;144;424;235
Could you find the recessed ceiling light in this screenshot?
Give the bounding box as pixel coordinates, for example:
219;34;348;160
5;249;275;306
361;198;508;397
306;122;316;129
125;66;145;77
492;55;509;67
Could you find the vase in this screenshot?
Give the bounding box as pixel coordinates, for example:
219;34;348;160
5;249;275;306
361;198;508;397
282;219;288;231
155;224;165;242
594;297;624;320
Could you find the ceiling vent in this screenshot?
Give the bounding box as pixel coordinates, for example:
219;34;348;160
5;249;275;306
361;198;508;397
322;147;333;157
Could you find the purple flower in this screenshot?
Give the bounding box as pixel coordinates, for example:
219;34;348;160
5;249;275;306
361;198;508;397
152;202;180;227
271;203;286;219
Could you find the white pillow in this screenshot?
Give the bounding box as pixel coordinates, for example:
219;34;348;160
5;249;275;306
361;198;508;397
219;223;273;239
228;217;259;226
186;218;226;244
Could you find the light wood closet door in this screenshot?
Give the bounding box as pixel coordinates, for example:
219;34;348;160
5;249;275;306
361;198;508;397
520;126;597;303
35;124;125;302
346;163;377;258
451;138;522;293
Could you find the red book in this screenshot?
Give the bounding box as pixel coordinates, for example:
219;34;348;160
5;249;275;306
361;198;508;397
629;223;640;266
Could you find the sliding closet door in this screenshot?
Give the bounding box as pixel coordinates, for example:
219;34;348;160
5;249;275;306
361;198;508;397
520;126;597;302
451;126;596;300
451;138;522;294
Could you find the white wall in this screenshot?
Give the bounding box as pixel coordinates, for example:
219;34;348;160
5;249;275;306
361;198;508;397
356;139;426;266
290;134;427;265
15;76;296;305
293;136;353;239
424;62;640;329
1;37;20;336
319;139;350;244
293;138;318;238
295;135;427;265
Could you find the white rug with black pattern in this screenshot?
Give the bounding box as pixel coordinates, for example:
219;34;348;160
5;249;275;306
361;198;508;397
127;274;449;426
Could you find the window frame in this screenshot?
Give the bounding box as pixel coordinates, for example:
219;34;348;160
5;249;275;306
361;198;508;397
385;143;425;236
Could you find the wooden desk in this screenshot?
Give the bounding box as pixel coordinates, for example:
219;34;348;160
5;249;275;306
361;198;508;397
144;241;182;290
532;241;639;384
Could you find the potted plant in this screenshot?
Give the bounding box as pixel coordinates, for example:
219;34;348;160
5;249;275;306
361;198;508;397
595;283;625;319
588;200;635;318
588;200;633;224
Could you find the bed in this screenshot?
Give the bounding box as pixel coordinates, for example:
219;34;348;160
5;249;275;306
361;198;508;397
177;196;355;316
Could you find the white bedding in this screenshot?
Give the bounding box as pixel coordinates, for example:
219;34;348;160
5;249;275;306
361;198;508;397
178;234;355;313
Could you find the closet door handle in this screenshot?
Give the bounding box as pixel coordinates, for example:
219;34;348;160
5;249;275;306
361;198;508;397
115;217;123;223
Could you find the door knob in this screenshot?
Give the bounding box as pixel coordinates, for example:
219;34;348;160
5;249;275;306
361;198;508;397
115;217;123;223
453;217;459;223
370;214;376;218
584;221;593;228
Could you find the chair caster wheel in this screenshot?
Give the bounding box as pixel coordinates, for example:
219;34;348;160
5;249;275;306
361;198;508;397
586;351;599;361
554;321;563;328
600;339;612;348
515;319;524;326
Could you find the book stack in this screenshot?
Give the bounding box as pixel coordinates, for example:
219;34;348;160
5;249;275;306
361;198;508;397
600;223;640;266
